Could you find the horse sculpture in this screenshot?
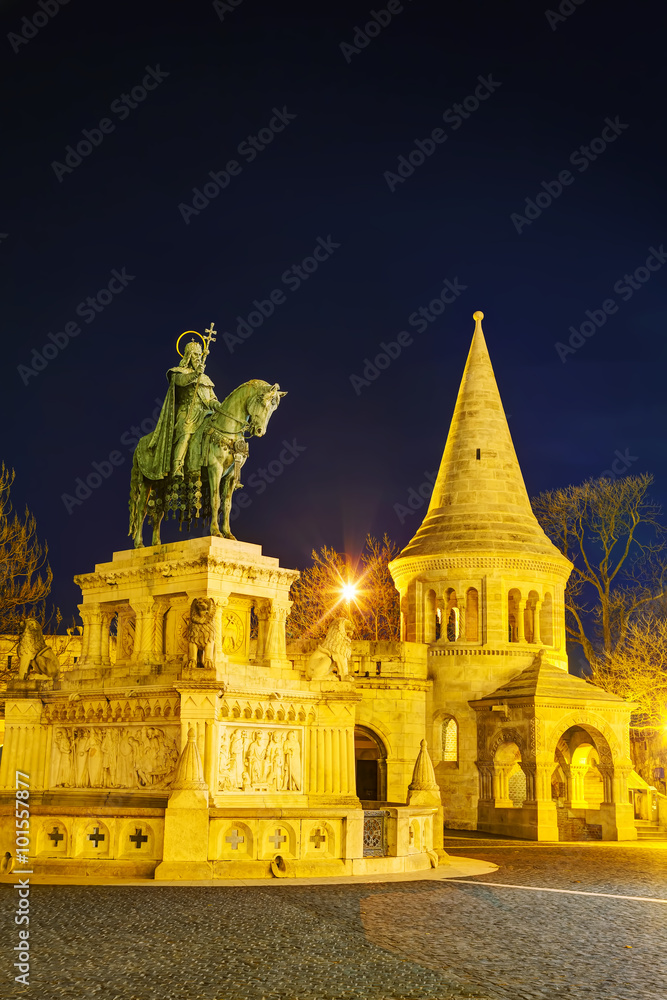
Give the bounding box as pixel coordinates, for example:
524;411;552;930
129;379;285;548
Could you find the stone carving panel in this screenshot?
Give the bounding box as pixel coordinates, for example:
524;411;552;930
220;609;245;655
51;725;179;790
218;726;302;793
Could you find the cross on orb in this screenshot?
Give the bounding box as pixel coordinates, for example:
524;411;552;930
310;828;326;849
88;827;105;848
268;829;287;850
226;829;245;850
129;828;148;849
48;827;64;846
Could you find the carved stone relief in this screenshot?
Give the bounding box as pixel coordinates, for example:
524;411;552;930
51;725;179;790
218;726;302;793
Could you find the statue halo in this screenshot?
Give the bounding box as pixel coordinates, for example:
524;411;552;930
176;330;206;357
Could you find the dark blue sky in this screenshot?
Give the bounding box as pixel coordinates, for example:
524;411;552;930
2;0;666;624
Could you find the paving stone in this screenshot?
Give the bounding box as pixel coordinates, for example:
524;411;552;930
1;842;666;999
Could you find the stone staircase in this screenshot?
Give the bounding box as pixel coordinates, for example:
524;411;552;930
634;819;666;840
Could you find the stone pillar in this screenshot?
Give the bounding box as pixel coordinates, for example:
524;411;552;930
79;603;103;665
254;599;270;662
515;602;524;643
598;764;637;840
347;728;356;796
154;728;212;880
521;761;537;803
100;610;116;667
476;761;494;802
0;699;43;791
413;580;423;643
532;600;542;644
130;600;156;664
152;600;171;662
597;763;614;804
567;764;588;809
262;600;291;667
493;764;513;807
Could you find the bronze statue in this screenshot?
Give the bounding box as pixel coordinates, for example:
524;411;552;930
128;323;286;547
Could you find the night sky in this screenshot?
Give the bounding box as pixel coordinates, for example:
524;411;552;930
2;0;666;627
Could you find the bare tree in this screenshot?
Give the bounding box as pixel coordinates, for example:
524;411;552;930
594;614;667;732
532;474;667;667
287;534;401;643
0;464;53;637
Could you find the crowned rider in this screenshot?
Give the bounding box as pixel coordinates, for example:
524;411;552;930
137;336;225;481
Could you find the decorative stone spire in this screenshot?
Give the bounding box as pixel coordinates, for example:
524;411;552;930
392;311;568;573
409;740;439;791
171;727;208;791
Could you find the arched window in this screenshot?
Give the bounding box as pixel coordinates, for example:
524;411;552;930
441;717;458;762
540;593;553;645
445;589;459;642
508;589;521;643
465;588;479;641
435;608;442;641
424;589;436;643
524;590;539;643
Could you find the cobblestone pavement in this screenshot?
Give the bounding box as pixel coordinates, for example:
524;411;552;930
2;839;667;1000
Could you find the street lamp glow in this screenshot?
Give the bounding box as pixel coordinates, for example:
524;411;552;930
341;582;357;601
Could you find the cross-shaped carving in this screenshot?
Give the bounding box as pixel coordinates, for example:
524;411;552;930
268;828;287;850
310;828;326;849
129;828;148;849
88;827;105;848
225;828;245;850
48;827;64;846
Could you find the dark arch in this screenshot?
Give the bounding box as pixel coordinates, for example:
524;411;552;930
354;726;387;804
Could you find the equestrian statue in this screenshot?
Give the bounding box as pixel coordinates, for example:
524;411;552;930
129;323;286;547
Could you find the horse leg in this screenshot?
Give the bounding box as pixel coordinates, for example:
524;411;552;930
133;479;150;548
220;468;237;540
208;461;223;537
151;509;164;546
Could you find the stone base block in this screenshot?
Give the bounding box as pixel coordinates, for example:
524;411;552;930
153;861;213;880
351;853;432;876
28;859;157;879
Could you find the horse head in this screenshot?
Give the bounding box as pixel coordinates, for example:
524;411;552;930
246;381;287;437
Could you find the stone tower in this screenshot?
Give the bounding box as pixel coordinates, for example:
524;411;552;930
389;311;573;829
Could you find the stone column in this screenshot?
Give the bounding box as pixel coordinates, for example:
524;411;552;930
594;763;612;804
347;728;356;797
532;600;542;644
521;761;537;803
475;761;494;801
567;764;588;808
254;599;270;662
100;610;116;667
515;603;524;643
130;600;156;664
262;600;291;667
493;764;513;807
79;603;103;665
152;599;171;661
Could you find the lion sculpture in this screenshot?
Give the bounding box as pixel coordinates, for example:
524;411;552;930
185;597;216;670
17;618;60;680
305;618;354;681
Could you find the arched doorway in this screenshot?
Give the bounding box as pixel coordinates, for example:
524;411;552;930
552;724;614;839
354;727;387;803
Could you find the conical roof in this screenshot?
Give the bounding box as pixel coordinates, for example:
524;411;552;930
471;651;630;706
172;727;208;790
409;740;439;791
395;312;568;565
